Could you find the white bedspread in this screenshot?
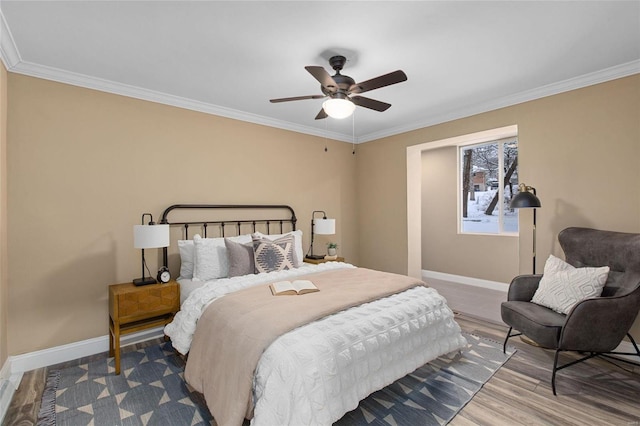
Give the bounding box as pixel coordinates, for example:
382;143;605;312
252;285;466;425
165;262;356;355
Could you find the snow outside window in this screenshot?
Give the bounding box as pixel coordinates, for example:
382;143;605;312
460;138;519;235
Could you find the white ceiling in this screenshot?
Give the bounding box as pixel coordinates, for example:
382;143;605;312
1;1;639;143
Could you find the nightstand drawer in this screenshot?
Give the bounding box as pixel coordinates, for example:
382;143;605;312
109;282;179;324
117;286;178;322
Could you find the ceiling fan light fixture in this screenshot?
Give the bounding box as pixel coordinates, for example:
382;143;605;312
322;98;356;119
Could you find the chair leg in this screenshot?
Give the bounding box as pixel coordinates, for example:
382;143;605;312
599;333;640;365
552;350;561;396
503;327;512;354
550;337;639;397
502;327;522;353
627;333;640;357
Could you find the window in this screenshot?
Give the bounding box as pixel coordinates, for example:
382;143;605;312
460;137;518;234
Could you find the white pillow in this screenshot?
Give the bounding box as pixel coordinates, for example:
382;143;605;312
192;234;228;281
177;239;195;279
531;254;610;314
180;233;253;281
252;230;303;267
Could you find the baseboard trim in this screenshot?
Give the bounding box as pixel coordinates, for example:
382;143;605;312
8;326;164;377
0;358;18;424
422;269;509;292
0;357;23;423
0;358;12;385
0;379;12;425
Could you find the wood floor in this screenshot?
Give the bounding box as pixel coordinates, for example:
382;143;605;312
3;314;639;425
451;316;639;426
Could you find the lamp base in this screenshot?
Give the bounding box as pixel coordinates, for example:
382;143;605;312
133;277;157;286
305;254;325;260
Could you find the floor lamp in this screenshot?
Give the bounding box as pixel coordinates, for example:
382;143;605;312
510;183;542;274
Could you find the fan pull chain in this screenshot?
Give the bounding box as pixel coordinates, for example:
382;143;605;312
352;110;356;155
325;116;329;152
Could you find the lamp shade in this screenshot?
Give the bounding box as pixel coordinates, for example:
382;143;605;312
314;218;335;235
510;191;541;209
134;224;170;249
322;98;356;119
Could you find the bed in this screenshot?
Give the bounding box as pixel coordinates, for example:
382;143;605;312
161;204;467;426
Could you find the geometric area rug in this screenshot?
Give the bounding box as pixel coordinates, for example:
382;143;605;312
37;332;514;425
36;342;211;426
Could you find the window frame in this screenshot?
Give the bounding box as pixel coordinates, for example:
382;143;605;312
457;135;519;236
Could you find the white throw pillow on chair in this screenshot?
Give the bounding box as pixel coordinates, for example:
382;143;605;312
531;254;609;315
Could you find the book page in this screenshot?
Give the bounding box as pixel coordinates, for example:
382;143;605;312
292;280;318;294
292;280;318;293
271;281;295;294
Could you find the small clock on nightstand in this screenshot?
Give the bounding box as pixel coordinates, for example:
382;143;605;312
157;266;171;283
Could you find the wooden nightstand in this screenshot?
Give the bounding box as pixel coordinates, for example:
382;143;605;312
304;256;345;264
108;281;179;374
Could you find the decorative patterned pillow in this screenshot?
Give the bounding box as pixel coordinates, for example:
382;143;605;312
252;230;303;267
531;254;610;314
225;238;255;277
252;234;296;274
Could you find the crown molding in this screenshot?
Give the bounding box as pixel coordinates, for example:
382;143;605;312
1;14;637;146
0;8;20;70
359;60;640;143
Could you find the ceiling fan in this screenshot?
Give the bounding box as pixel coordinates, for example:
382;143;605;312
270;55;407;120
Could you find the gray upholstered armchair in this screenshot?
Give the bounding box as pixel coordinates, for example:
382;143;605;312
501;227;640;395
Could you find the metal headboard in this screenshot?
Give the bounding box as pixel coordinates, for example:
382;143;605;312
159;204;297;268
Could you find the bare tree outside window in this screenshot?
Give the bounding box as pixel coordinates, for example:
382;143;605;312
462;149;472;218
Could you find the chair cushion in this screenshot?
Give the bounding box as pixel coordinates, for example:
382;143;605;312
501;301;566;348
531;255;609;314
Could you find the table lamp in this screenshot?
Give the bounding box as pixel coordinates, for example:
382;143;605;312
133;213;170;286
305;210;336;260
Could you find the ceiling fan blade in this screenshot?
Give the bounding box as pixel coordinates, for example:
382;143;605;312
351;96;391;112
314;108;328;120
305;66;339;93
270;94;326;103
349;70;407;94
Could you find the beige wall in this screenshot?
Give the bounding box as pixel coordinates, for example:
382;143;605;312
0;61;8;365
7;74;358;355
421;146;518;283
357;74;640;336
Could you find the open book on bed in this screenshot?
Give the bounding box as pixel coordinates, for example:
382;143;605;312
269;280;319;296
